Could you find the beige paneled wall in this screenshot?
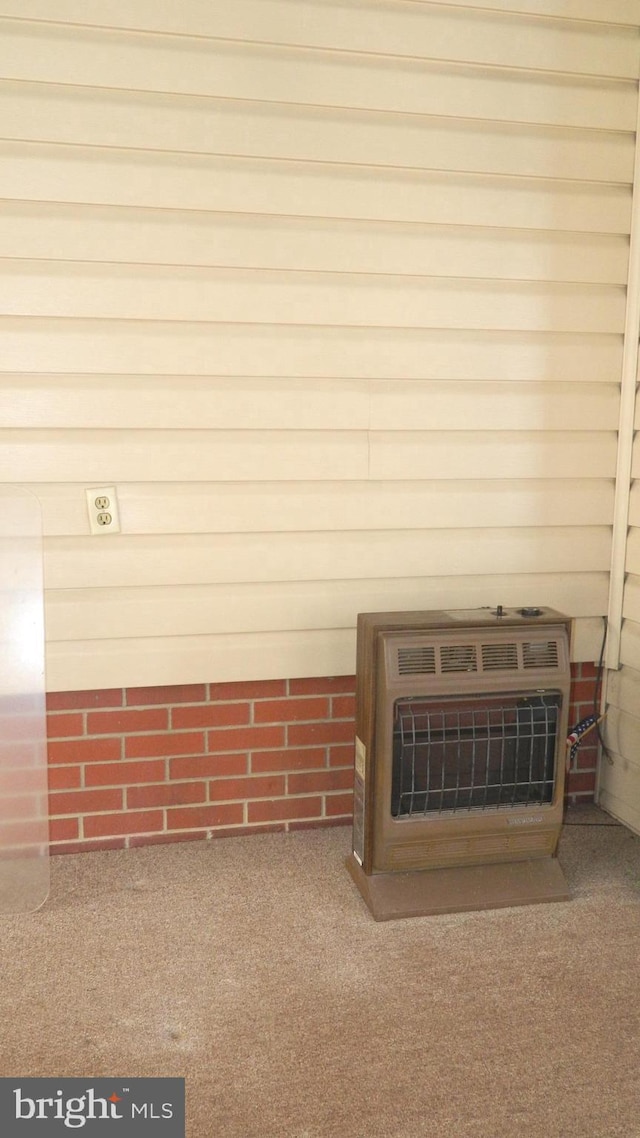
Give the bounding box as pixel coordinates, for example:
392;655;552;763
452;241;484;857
0;0;637;690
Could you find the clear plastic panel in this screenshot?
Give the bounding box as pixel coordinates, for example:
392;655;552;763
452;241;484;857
0;487;49;913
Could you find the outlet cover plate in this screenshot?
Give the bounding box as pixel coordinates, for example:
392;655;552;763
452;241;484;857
86;486;121;534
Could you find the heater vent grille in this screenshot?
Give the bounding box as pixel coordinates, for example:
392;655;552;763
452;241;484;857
481;642;519;671
392;631;565;680
397;646;437;675
440;644;477;673
523;640;559;669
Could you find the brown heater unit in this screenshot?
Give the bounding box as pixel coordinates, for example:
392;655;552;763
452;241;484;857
346;607;573;920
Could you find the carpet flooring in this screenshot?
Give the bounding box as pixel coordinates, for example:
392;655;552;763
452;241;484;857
1;805;639;1137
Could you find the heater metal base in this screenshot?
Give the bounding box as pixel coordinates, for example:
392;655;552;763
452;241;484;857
346;854;570;921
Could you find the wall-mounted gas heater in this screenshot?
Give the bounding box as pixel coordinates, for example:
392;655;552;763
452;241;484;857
346;607;573;920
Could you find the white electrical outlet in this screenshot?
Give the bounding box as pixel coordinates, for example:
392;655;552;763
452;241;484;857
86;486;121;535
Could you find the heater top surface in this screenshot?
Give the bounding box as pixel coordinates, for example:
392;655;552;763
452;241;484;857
358;606;571;635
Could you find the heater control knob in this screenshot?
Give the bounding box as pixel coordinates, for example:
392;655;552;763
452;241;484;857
495;605;504;618
518;607;542;617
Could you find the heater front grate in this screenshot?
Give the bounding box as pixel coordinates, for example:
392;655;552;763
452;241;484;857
391;692;560;817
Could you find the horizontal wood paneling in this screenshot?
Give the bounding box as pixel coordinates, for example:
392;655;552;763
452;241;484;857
625;529;640;574
0;263;626;332
0;322;623;381
412;0;640;25
2;142;631;233
1;1;636;75
369;382;620;430
31;480;615;536
0;204;630;284
43;527;611;590
1;0;631;691
620;621;640;671
44;616;604;693
0;22;635;129
0;431;370;483
369;432;616;480
0;378;618;431
632;439;640;477
629;486;640;526
607;663;640;713
45;629;358;691
0;430;617;482
2;82;634;184
623;575;640;622
46;574;610;642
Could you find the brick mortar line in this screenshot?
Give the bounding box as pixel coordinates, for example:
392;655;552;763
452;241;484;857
46;716;356;740
48;695;355;715
51;759;352;782
50;790;336;817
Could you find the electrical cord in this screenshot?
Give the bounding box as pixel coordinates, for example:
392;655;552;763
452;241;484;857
594;616;613;764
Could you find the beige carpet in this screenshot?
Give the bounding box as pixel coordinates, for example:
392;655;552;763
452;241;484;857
1;805;639;1138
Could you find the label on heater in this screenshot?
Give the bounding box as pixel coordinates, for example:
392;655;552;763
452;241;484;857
352;737;366;865
355;736;366;781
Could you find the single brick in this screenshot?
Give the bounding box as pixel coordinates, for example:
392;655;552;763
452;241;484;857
289;676;356;696
329;743;355;768
253;697;330;724
288;721;355;747
209;774;285;802
166;803;244;830
46;713;85;739
574;746;599;770
48;737;121;766
125;683;207;706
207;724;285;753
331;694;356;719
127;782;207;809
49;817;80;842
248;796;322;823
171;702;250;730
288;768;354;795
250;747;327;774
87;708;169;736
209;679;286;701
84;810;164;838
47;765;83;791
170;753;248;780
325;792;354;817
84;759;166;788
46;689;123;712
50;788;123;816
569;679;600;705
125;731;205;759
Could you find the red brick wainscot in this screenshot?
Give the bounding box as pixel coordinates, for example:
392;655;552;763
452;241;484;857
46;666;599;854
